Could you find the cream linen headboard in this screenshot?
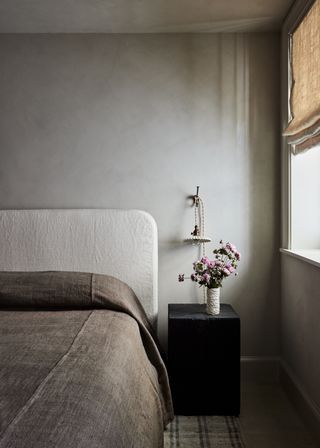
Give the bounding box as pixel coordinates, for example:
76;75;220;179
0;209;158;323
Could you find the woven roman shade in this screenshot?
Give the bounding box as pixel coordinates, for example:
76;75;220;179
284;0;320;153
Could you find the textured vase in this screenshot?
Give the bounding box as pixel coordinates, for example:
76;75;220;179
207;287;220;315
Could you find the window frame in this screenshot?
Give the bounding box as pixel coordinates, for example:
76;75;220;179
281;0;317;251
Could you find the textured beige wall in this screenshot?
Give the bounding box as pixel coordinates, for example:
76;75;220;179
0;33;280;355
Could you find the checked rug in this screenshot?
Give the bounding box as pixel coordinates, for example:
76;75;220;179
164;415;245;448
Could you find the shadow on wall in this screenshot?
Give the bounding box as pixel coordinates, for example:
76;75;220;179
158;34;281;356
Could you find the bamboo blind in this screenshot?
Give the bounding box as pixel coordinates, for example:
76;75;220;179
284;0;320;153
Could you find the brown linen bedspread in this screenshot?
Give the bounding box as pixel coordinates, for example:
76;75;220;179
0;271;173;448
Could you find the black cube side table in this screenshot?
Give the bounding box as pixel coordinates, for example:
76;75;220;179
168;303;240;416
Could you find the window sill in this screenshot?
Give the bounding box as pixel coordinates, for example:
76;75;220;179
280;249;320;269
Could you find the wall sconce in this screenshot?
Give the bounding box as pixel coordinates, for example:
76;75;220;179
185;186;211;245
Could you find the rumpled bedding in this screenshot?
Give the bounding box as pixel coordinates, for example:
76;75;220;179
0;271;173;448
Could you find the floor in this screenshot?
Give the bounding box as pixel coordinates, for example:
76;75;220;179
240;383;319;448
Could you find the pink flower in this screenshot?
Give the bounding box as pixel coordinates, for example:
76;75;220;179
208;260;216;268
235;251;241;261
228;266;235;273
191;273;197;281
201;256;210;266
202;273;210;284
226;242;237;253
223;268;231;276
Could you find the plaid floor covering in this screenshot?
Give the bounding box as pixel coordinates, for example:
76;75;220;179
164;415;245;448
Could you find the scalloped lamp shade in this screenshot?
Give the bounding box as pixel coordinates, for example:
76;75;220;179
184;236;211;244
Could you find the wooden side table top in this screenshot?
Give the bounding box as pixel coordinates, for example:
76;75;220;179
168;303;240;320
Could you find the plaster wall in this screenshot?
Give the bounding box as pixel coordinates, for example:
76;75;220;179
0;33;280;354
281;254;320;410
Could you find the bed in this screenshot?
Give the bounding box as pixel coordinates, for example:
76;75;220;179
0;209;173;448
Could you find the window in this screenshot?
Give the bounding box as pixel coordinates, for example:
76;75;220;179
291;144;320;250
282;0;320;264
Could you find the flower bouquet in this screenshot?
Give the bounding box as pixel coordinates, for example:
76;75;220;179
178;240;241;314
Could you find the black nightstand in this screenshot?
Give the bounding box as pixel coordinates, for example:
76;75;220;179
168;303;240;415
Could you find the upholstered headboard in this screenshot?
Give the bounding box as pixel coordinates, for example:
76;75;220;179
0;209;158;323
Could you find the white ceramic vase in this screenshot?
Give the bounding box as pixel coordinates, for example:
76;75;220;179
206;287;220;315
